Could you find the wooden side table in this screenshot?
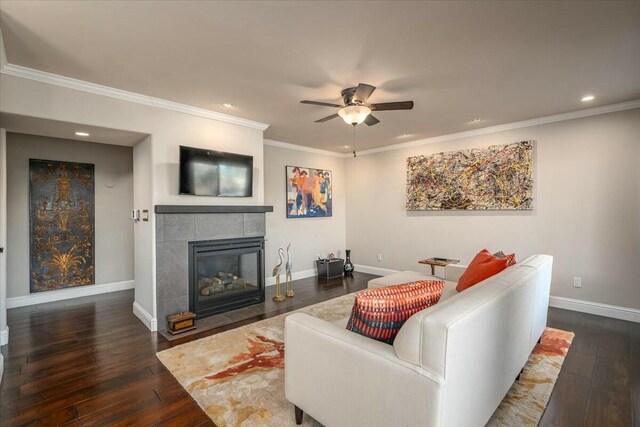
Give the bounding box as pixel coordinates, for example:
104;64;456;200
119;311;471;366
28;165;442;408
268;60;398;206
418;258;460;276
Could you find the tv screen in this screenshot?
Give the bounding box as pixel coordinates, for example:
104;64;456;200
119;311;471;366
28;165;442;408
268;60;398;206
179;146;253;197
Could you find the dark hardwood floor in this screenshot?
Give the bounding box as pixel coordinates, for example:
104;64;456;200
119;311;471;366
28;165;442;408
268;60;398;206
0;273;373;426
0;273;638;426
541;307;640;427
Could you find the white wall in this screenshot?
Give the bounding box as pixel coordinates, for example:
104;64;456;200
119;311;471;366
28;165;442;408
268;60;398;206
5;133;134;298
264;142;346;281
132;136;154;326
346;108;640;310
0;73;266;323
0;75;265;206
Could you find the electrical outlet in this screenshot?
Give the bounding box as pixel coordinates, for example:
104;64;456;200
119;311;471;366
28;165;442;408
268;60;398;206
573;276;582;288
377;253;382;262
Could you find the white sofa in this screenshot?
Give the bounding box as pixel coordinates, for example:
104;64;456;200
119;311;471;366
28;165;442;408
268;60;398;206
285;254;553;427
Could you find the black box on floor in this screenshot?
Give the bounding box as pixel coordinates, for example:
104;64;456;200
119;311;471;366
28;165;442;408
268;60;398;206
316;258;344;279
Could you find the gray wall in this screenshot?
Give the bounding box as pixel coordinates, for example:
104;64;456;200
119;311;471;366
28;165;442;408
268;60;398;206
264;143;347;278
345;108;640;310
6;132;134;298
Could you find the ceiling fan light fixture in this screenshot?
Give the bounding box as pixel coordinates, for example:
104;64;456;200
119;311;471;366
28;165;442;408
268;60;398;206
338;105;371;125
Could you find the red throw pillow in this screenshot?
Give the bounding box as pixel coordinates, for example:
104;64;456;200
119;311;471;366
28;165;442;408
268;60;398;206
346;280;445;344
456;249;516;292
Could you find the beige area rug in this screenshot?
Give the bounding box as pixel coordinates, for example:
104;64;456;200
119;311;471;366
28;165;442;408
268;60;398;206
157;294;574;427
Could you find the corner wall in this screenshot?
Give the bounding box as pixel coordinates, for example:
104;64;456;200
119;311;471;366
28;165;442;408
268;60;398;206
345;108;640;310
133;136;155;328
264;142;346;281
0;73;266;327
0;128;7;351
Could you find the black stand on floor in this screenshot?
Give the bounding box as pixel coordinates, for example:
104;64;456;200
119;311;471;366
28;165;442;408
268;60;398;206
295;406;303;425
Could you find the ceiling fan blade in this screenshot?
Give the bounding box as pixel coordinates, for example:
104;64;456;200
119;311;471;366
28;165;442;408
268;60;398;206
353;83;376;103
364;114;380;126
315;113;339;123
371;101;414;111
300;100;342;108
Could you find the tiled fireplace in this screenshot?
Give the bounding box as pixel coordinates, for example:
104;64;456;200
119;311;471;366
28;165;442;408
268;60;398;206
189;237;265;318
155;205;272;331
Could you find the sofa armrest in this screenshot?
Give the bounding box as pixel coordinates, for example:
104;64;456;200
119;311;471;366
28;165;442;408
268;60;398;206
285;313;442;427
445;264;467;282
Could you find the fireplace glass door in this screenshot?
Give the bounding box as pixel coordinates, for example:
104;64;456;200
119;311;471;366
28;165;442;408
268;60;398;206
189;237;265;318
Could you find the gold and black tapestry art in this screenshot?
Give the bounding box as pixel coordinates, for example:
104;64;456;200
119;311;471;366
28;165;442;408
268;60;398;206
30;159;95;292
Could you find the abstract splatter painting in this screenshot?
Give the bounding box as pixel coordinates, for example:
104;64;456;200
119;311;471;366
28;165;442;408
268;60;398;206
286;166;332;218
30;159;95;292
406;141;533;210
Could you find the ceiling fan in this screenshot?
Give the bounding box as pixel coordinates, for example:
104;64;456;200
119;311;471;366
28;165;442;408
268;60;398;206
300;83;414;126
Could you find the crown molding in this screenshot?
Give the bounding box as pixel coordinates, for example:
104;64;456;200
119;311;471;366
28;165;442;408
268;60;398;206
0;63;270;131
2;62;636;152
355;99;640;156
264;138;349;158
265;99;639;158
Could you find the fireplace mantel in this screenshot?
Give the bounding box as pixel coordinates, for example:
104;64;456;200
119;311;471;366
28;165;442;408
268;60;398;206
155;205;273;214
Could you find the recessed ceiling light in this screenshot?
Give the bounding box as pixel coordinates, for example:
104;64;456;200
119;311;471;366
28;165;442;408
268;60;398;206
75;131;90;137
581;95;595;102
222;102;235;108
467;118;483;124
397;134;412;138
343;145;350;149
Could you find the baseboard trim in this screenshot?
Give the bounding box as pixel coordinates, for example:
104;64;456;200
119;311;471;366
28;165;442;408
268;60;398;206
133;301;158;331
353;264;399;276
6;280;135;309
265;268;316;287
0;326;8;346
549;296;640;323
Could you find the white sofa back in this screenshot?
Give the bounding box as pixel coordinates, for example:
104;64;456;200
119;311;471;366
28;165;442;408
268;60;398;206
393;254;553;426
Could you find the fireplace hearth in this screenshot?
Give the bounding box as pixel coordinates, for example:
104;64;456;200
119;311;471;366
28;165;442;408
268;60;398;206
188;237;265;318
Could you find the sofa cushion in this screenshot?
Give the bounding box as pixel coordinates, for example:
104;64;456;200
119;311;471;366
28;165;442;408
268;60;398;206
456;249;515;292
346;280;445;344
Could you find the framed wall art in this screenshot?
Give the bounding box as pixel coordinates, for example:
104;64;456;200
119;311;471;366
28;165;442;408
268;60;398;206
29;159;95;292
406;141;534;210
286;166;332;218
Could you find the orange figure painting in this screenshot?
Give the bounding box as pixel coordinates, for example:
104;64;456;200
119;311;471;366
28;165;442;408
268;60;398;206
286;166;332;218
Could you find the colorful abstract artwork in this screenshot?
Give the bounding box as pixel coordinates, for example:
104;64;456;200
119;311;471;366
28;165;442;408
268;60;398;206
406;141;534;210
29;159;95;292
286;166;332;218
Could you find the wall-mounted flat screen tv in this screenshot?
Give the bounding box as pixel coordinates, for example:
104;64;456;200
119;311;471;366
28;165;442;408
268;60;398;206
179;146;253;197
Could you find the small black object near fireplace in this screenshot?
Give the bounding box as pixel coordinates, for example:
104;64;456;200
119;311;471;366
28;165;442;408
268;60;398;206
188;237;265;318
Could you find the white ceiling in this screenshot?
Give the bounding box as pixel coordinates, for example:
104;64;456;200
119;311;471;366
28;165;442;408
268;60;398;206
0;113;148;146
1;1;639;153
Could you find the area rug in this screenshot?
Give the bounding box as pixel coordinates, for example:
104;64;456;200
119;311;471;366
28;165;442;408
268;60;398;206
157;294;573;427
